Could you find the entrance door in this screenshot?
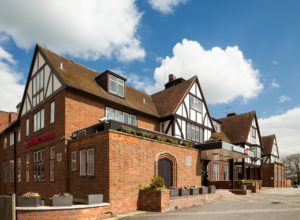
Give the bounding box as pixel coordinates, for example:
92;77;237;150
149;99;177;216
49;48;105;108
158;158;173;188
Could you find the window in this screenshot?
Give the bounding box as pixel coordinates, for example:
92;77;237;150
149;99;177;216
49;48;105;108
252;127;256;138
3;162;7;183
26;154;30;182
50;101;55;124
33;70;44;95
17;157;21;182
33;150;45;182
71;152;76;171
34;109;45;132
187;123;203;143
17;128;21;143
109;75;124;97
10;132;14;146
275;167;277;181
278;168;281;182
213;164;219;181
80;150;87;176
213;121;221;133
26;119;29;136
105;107;137;126
190;95;202;112
4;137;7;149
50;147;55;181
9;160;14;182
87;149;94;176
223;165;229;181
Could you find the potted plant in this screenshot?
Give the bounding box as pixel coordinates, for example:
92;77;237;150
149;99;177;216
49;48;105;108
86;194;103;205
199;186;208;194
52;193;73;207
169;186;179;197
208;185;216;193
189;186;199;195
179;186;189;196
18;192;41;207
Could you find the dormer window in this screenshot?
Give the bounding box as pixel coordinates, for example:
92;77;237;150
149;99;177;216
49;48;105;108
109;75;124;97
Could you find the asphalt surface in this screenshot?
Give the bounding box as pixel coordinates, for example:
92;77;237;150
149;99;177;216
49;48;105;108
117;188;300;220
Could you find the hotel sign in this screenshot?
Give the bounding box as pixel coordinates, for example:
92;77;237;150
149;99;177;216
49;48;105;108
232;145;244;154
25;132;55;148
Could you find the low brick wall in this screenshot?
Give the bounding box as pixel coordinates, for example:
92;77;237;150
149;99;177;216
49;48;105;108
139;190;170;212
17;205;111;220
169;190;230;210
286;180;292;188
208;180;262;190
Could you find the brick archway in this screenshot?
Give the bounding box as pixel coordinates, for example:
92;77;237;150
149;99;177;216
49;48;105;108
154;152;177;187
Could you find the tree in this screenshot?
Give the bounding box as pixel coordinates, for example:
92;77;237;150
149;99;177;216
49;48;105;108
282;154;300;184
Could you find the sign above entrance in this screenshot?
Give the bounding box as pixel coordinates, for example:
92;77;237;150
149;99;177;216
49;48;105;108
25;132;55;148
232;145;244;154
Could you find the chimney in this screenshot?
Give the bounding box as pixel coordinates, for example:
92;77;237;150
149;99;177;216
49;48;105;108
227;112;236;117
169;74;175;82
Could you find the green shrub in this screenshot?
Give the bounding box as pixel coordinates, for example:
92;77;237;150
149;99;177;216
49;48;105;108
119;126;136;135
166;138;179;145
139;184;151;190
150;176;166;190
155;136;167;142
137;131;154;139
182;142;193;148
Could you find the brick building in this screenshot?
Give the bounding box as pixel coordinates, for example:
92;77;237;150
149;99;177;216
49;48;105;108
0;44;286;214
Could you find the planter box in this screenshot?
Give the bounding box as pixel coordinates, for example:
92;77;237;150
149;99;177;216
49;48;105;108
208;187;216;193
241;185;247;191
139;190;170;212
199;187;208;194
189;188;199;195
86;194;103;205
170;188;179;197
179;189;189;196
18;196;41;207
52;195;73;207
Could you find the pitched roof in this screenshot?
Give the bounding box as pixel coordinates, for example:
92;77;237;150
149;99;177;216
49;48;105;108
210;130;231;143
38;45;160;117
151;76;196;117
218;111;256;144
262;135;276;156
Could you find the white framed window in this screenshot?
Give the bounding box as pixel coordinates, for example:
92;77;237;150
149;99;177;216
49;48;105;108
213;164;219;181
50;146;55;181
71;152;77;171
80;150;87;176
190;95;202;112
3;162;7;183
33;69;44;95
187;123;203;143
17;157;21;182
33;150;45;182
34;109;45;132
9;160;14;182
4;137;7;149
105;107;137;126
223;165;229;181
26;154;30;182
17;128;21;142
26;119;29;136
10;132;14;146
109;75;124;97
252;127;256;138
87;149;95;176
50;101;55;124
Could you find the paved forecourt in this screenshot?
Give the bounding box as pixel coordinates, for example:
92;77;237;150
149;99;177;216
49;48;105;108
115;188;300;220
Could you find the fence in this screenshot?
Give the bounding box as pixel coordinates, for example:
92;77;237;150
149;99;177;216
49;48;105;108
0;194;16;220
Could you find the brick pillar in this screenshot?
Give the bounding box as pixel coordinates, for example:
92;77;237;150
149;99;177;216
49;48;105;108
242;159;246;179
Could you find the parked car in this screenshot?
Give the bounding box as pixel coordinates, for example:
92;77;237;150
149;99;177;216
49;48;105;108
291;185;300;188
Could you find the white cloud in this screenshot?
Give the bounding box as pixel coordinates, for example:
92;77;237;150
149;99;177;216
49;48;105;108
147;39;263;104
259;107;300;155
279;95;291;103
148;0;188;14
126;73;153;91
0;0;145;61
0;46;24;112
272;60;279;65
271;79;280;88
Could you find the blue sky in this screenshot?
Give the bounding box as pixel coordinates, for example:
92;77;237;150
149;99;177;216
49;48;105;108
0;0;299;154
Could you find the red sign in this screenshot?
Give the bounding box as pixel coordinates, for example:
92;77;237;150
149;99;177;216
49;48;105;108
25;132;55;148
244;149;248;155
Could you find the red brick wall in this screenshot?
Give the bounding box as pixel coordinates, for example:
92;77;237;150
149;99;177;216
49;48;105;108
262;163;286;187
108;131;201;214
17;205;111;220
139;190;170;212
207;160;229;181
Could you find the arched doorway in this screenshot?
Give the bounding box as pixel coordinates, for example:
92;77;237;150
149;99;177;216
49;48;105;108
158;158;173;188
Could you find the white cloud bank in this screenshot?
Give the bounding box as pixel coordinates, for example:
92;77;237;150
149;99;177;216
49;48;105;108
259;107;300;155
0;0;145;61
148;0;188;14
143;39;263;104
0;46;24;112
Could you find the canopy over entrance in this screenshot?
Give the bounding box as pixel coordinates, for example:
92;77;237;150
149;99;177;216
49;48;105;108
196;141;250;160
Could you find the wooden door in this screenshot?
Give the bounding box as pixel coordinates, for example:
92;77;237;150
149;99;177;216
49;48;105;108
158;158;173;188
